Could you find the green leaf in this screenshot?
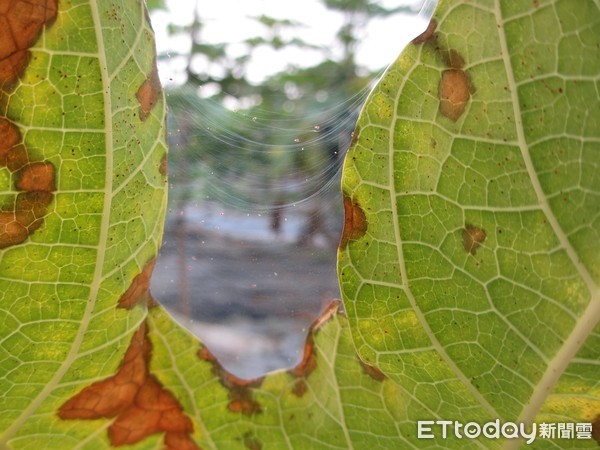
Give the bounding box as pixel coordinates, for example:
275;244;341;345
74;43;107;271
338;0;600;446
0;0;168;447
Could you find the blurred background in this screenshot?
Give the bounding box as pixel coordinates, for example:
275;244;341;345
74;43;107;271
148;0;432;378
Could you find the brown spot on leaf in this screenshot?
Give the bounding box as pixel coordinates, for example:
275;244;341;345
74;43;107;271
118;259;157;309
289;301;341;385
1;109;55;250
197;346;216;364
0;49;29;89
15;161;55;192
426;31;466;69
447;49;465;70
0;1;58;249
0;192;53;248
0;119;20;162
228;394;262;415
165;432;203;450
462;224;486;255
439;69;471;121
0;120;29;172
4;143;29;172
0;212;27;248
198;345;264;416
412;19;437;44
58;322;199;449
59;326;149;419
159;153;168;177
136;61;162;121
290;334;317;378
0;0;58;88
358;358;387;382
108;375;194;446
292;379;308;397
15;191;53;230
339;195;367;249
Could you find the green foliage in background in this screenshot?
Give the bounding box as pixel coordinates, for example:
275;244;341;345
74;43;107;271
0;0;598;449
153;0;414;210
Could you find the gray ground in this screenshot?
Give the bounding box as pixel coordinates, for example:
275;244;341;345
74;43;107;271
150;207;341;379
